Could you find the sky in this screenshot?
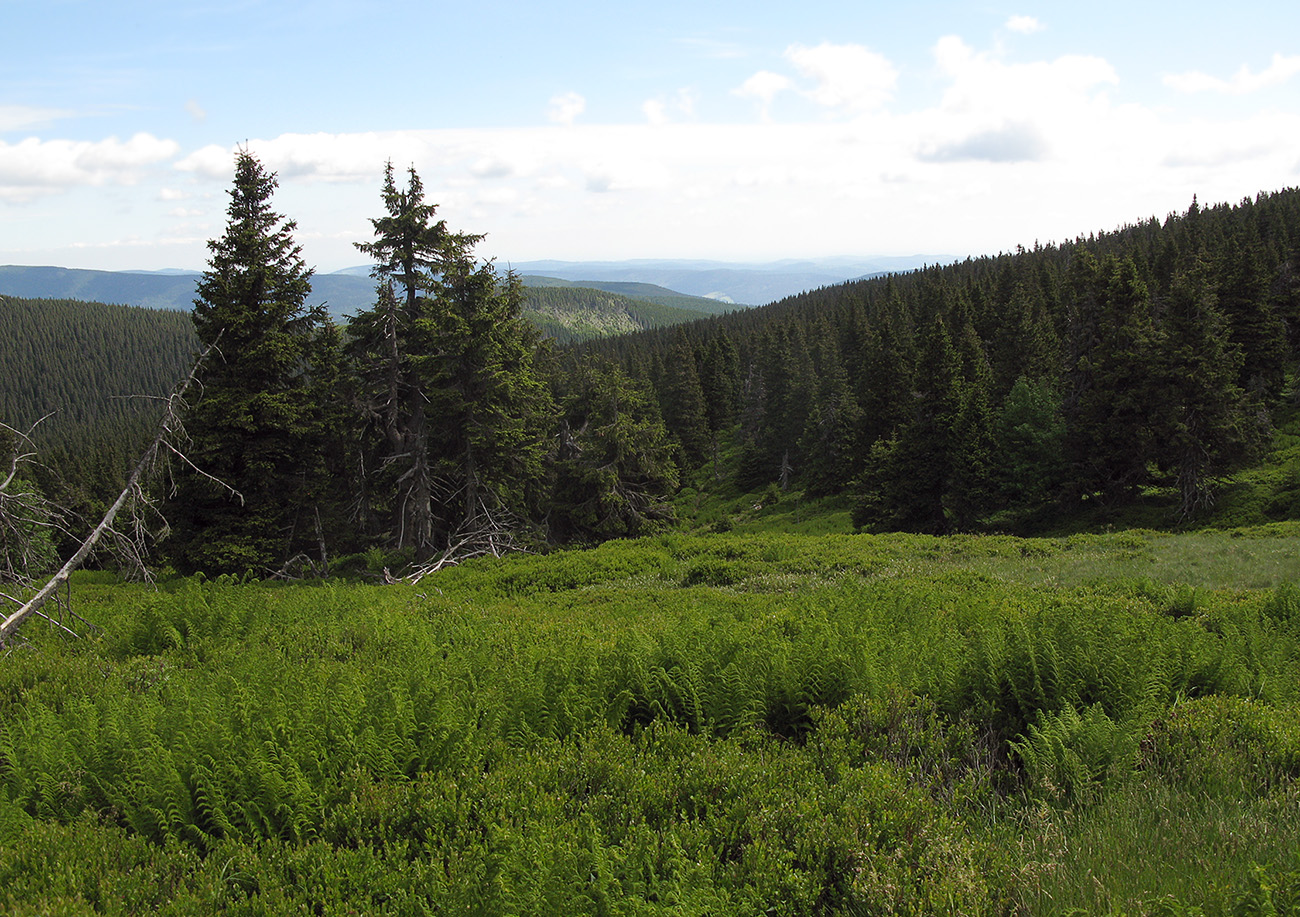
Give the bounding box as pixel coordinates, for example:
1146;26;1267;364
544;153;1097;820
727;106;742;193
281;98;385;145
2;0;1299;274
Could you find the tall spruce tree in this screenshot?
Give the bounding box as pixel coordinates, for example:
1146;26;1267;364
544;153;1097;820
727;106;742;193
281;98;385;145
1064;253;1162;505
855;315;963;533
1157;259;1263;517
351;163;551;562
167;151;318;575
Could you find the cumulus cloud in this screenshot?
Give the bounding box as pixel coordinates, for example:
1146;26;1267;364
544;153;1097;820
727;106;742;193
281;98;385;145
548;92;586;126
470;157;514;179
1005;15;1045;35
914;34;1118;164
1164;52;1300;95
176;133;419;183
642;89;699;125
0;133;179;201
785;42;898;112
918;121;1049;163
734;70;792;121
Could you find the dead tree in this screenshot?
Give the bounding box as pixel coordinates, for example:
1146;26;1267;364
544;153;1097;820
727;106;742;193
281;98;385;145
0;342;234;651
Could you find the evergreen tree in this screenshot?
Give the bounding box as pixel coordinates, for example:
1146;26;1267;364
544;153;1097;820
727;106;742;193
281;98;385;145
549;358;678;542
351;163;551;561
659;331;710;467
698;333;740;479
855;288;915;451
799;320;862;497
1156;259;1264;517
167;151;318;575
420;256;553;542
299;319;363;568
946;321;997;529
856;315;963;533
351;163;469;555
1215;227;1287;400
1064;254;1162;505
993;377;1067;523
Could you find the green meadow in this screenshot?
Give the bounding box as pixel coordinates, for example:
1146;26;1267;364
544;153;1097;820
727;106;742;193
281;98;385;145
3;528;1299;915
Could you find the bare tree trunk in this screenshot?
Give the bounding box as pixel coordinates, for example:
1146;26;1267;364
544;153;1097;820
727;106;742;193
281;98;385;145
1;342;232;649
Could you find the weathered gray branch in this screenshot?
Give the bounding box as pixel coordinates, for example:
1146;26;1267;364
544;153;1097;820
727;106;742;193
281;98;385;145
1;341;232;648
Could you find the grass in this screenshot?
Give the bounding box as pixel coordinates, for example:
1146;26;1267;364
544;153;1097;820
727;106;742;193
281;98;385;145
2;527;1299;914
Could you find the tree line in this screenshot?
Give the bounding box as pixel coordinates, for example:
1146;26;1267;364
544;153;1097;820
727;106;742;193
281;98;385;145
582;189;1300;533
161;153;680;577
8;155;1300;578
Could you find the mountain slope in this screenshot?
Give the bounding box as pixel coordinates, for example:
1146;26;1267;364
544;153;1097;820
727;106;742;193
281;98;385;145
0;266;375;319
0;295;197;448
512;257;940;305
521;282;712;343
520;275;730;314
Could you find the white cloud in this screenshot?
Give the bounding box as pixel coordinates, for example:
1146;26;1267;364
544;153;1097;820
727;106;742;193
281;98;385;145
919;121;1049;163
175;133;421;183
642;89;699;125
785;42;898;112
734;70;793;121
917;35;1118;163
1005;15;1045;35
0;133;179;201
642;99;669;126
0;105;74;132
1164;52;1300;95
11;30;1300;273
174;144;234;180
185;99;207;122
470;157;514;179
548;92;586;127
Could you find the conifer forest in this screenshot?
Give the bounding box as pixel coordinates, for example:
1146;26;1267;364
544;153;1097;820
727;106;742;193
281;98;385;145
3;155;1300;914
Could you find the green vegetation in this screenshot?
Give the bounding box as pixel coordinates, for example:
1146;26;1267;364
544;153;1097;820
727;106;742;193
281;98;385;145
3;528;1299;914
0;295;196;449
6;168;1300;913
592;190;1300;537
521;282;713;343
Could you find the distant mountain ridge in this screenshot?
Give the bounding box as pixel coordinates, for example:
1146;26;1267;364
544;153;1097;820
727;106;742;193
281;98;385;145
518;276;731;316
518;279;715;343
0;265;374;320
508;256;944;305
1;255;943;316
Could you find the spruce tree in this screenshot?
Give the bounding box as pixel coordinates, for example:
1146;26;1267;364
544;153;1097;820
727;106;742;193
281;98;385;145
946;321;997;529
857;315;962;533
167;151;318;575
1157;259;1263;517
659;331;710;467
550;358;678;542
351;163;551;561
1064;254;1162;505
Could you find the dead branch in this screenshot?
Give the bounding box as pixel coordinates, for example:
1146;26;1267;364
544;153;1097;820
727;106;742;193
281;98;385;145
0;341;235;649
405;492;533;584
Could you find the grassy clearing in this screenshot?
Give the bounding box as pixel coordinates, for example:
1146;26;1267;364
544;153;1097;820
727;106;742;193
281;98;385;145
2;528;1298;914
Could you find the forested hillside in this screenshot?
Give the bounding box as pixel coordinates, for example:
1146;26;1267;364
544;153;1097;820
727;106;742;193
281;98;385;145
521;283;712;342
0;295;197;448
585;190;1300;533
8;176;1300;578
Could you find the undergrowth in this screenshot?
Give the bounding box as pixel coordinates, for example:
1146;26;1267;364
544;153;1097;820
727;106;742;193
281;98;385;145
2;529;1299;914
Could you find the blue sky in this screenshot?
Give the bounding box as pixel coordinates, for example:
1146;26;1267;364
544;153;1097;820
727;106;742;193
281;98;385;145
3;0;1298;272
